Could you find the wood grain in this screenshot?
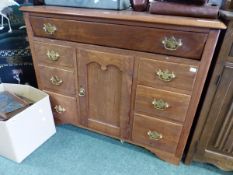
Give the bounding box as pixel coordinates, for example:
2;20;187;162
20;6;226;29
34;41;76;68
78;48;134;139
22;6;222;165
175;30;220;159
135;85;191;123
38;65;76;96
189;63;233;170
184;21;233;165
138;57;199;94
132;114;183;154
45;90;78;124
30;16;208;59
185;21;233;170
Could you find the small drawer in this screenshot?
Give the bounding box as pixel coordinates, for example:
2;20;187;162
38;65;75;96
138;58;198;94
135;85;191;123
132;114;183;154
30;16;207;59
45;91;78;124
34;41;76;68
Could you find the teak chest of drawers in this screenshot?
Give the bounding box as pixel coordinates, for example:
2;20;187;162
21;6;226;164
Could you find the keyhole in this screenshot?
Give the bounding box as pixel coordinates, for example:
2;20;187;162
101;65;107;71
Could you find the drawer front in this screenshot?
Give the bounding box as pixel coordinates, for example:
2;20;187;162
132;114;183;154
34;42;76;68
138;58;198;93
45;91;78;124
30;16;207;59
135;85;191;123
38;65;75;95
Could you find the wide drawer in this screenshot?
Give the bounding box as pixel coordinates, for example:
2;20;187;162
45;91;78;124
38;65;75;96
132;114;183;154
34;41;76;68
138;57;198;94
135;85;191;123
30;16;208;59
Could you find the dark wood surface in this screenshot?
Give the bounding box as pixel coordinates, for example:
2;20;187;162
137;57;199;94
135;85;191;123
20;6;226;29
21;6;223;165
208;64;233;156
34;41;76;68
30;16;208;59
45;91;78;124
185;20;233;171
132;114;183;154
78;48;134;139
38;65;76;96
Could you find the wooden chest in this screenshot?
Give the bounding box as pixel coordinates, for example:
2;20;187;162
21;6;226;164
185;11;233;171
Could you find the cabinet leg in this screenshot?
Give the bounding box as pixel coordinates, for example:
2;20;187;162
209;161;233;171
149;148;180;165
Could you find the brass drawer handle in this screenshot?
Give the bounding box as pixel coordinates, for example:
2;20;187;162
147;130;163;141
156;69;176;82
50;76;63;86
54;105;66;114
79;88;85;97
162;36;182;51
152;99;169;110
43;23;57;35
47;50;60;61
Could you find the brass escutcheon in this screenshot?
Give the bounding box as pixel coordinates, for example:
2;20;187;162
147;130;163;141
156;69;176;82
50;76;63;86
47;50;60;61
162;36;182;51
152;99;169;110
54;105;66;114
43;23;57;35
79;88;85;97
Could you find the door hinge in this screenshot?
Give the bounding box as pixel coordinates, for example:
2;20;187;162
215;74;222;87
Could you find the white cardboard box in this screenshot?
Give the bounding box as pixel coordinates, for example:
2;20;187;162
0;83;56;163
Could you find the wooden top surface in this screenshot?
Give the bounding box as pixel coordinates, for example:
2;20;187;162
20;6;226;29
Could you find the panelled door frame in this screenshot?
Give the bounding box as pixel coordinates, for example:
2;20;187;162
196;62;233;159
78;47;134;139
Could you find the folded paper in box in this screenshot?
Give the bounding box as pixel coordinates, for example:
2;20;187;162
0;83;56;163
0;91;31;121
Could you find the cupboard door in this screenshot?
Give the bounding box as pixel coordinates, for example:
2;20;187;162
78;48;134;139
197;63;233;162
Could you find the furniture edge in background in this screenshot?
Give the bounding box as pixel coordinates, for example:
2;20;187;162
185;11;233;171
